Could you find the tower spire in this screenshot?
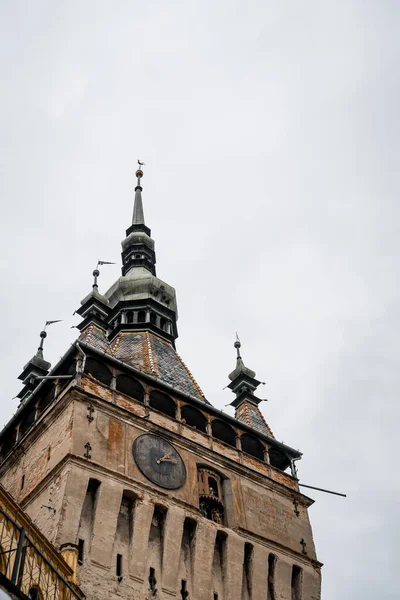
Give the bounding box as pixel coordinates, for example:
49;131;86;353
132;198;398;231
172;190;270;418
227;335;275;438
132;161;145;225
17;321;62;402
121;161;156;276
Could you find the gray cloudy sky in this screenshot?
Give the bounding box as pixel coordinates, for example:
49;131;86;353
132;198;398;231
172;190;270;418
1;1;399;597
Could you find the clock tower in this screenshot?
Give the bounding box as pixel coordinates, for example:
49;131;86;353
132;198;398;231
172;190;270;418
0;168;322;599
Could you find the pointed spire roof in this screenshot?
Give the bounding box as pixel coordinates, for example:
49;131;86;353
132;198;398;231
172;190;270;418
17;323;61;400
132;168;145;225
227;336;274;437
121;164;156;276
76;263;111;332
228;334;257;381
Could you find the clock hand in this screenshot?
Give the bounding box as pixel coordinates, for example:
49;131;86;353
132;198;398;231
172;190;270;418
156;453;177;464
156;451;171;464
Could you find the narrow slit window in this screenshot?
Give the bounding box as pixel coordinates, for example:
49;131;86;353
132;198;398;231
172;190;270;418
291;565;302;600
116;554;123;580
267;553;277;600
214;593;218;600
21;474;25;490
149;567;157;594
180;580;188;599
78;539;84;565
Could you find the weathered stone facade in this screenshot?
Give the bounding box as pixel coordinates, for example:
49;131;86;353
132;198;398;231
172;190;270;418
0;364;321;599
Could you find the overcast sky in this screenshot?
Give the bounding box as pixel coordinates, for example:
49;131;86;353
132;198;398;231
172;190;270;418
1;1;399;598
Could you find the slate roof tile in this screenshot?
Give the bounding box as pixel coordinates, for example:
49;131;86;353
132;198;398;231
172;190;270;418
79;325;208;403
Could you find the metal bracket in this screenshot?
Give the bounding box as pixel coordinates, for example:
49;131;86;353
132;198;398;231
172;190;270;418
300;538;307;555
87;404;94;423
293;499;300;517
40;504;56;514
84;442;92;459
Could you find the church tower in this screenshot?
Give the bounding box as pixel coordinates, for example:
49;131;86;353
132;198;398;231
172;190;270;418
0;168;322;599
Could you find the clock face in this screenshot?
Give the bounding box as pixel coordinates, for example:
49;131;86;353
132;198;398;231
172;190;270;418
132;434;186;490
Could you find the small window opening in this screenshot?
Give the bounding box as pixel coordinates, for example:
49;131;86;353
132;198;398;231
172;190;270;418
148;567;157;595
135;254;141;259
47;447;51;461
126;311;133;324
150;312;157;325
243;542;254;599
116;554;123;581
267;554;277;600
214;594;218;600
181;405;208;433
138;310;146;323
78;539;84;565
208;476;219;497
149;389;176;418
21;474;25;490
160;317;167;331
180;579;189;599
198;468;224;524
291;565;302;600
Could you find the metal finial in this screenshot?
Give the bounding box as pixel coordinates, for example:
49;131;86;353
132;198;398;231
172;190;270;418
93;260;115;288
234;332;241;358
136;159;145;181
37;320;62;356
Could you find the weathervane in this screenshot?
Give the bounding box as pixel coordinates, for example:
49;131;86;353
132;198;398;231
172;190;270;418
37;320;62;358
136;160;145;185
93;260;115;289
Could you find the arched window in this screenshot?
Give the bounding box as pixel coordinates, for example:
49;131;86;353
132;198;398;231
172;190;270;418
149;390;176;418
116;375;144;402
138;310;146;323
126;311;134;324
160;318;167;331
150;312;157;325
36;383;55;416
85;357;112;387
19;408;36;438
181;405;207;433
0;429;18;460
211;420;236;447
240;433;265;461
197;468;224;524
269;447;290;471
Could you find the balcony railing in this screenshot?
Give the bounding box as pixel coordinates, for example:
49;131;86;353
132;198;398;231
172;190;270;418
0;504;83;600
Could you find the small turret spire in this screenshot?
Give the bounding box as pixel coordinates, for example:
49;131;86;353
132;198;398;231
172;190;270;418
132;161;145;225
17;320;62;401
227;335;274;437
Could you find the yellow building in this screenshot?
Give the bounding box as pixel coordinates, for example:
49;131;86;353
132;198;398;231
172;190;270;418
0;483;84;600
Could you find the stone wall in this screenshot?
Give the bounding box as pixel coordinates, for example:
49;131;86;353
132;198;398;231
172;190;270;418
0;379;321;599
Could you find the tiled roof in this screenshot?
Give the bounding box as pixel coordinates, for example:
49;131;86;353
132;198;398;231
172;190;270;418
235;400;275;438
79;325;208;403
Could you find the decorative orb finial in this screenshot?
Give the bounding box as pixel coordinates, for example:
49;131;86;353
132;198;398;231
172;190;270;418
40;330;47;339
136;159;145;180
234;332;241;349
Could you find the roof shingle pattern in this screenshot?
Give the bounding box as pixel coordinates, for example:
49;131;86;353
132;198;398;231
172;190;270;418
235;400;275;438
79;325;207;402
